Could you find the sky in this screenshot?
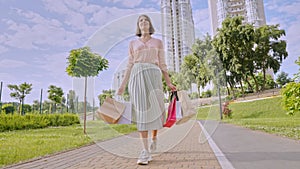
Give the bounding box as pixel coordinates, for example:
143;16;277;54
0;0;299;105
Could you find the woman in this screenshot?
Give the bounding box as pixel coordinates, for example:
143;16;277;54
117;14;176;165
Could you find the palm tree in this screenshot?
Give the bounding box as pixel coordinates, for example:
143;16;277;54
7;82;32;115
47;85;64;113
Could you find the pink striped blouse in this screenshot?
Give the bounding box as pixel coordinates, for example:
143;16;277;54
120;37;168;89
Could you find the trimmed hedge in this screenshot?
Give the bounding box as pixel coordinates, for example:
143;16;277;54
0;113;80;132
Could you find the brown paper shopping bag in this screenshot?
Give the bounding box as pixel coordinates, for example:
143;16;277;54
97;97;126;124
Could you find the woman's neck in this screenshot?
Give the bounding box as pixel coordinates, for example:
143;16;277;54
140;33;151;39
140;34;151;43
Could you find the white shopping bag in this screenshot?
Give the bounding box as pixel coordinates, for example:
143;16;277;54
176;101;183;119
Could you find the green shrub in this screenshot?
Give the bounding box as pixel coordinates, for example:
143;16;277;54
189;92;199;99
0;113;80;132
281;82;300;115
2;104;15;114
201;90;212;98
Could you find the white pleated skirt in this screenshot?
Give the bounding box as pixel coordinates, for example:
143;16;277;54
128;63;165;131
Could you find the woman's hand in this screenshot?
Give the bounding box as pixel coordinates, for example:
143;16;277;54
167;83;176;91
117;87;125;95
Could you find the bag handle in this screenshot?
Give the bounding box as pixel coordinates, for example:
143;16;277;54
170;91;179;102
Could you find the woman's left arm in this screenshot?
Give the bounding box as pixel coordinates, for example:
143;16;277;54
158;40;176;91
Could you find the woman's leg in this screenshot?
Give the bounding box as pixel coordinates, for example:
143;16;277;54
137;131;151;165
152;130;157;140
140;131;149;150
150;130;158;152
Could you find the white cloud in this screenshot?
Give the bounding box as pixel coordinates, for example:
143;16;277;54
278;1;300;16
38;52;70;79
121;0;142;8
1;7;89;49
104;0;143;8
0;59;28;68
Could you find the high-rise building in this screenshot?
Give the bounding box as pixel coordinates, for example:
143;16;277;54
161;0;195;72
208;0;266;36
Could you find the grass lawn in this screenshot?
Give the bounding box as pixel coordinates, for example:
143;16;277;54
196;96;300;140
0;121;137;167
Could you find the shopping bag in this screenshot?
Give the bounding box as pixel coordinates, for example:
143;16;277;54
175;90;196;125
117;102;132;124
97;97;126;124
176;101;182;119
163;91;179;128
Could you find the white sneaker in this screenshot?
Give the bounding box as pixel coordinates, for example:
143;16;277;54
150;139;157;152
137;149;151;165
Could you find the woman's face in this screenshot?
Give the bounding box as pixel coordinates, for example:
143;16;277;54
138;16;150;33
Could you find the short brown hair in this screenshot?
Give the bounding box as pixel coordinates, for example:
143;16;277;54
135;14;155;37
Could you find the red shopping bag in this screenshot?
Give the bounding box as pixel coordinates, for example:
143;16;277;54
163;91;178;128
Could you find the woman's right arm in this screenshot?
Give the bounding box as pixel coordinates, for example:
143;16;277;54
117;41;134;95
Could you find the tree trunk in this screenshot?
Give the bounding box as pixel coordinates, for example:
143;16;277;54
21;98;24;115
84;77;87;134
197;84;200;98
262;67;266;91
228;81;235;99
251;73;259;93
244;75;253;91
19;100;22;115
239;80;244;97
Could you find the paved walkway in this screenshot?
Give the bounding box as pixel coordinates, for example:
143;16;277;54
3;120;221;169
199;120;300;169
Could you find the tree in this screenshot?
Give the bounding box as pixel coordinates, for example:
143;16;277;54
253;24;288;90
66;46;108;134
181;34;214;97
32;100;40;113
276;72;292;88
247;73;275;91
7;82;32;115
47;85;64;113
212;16;256;95
171;72;191;91
213;16;287;94
294;56;300;82
67;90;76;113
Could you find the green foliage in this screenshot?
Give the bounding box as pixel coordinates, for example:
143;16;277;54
66;46;108;78
47;85;64;113
67;90;76;113
22;104;32;113
201;90;212;98
276;71;292;88
246;73;276;91
170;71;191;91
212;16;287;94
48;85;64;105
0;113;80;132
189;92;199;99
2;104;15;114
293;56;300;82
98;89;115;106
281;82;300;115
181;34;215;96
7;82;32;115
